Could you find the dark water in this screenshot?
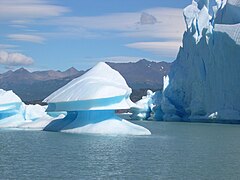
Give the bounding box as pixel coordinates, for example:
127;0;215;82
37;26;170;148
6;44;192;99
1;121;240;180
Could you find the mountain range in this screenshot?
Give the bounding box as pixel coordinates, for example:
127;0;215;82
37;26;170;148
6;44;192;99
0;59;171;103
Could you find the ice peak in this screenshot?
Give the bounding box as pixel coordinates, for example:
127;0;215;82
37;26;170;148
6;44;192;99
215;0;227;9
81;62;128;87
184;0;212;42
92;62;111;70
196;0;209;10
0;89;22;104
44;62;133;110
163;75;169;92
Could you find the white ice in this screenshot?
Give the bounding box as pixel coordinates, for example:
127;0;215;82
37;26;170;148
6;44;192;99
43;62;151;135
44;110;150;135
0;89;54;128
130;90;154;120
44;62;133;105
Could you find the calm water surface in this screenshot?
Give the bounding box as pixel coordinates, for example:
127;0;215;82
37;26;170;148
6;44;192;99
1;121;240;179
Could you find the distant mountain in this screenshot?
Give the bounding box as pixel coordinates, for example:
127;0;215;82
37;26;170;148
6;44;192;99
0;60;171;102
107;59;171;89
0;67;84;102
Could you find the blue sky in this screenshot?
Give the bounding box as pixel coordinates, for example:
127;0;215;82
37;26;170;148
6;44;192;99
0;0;191;72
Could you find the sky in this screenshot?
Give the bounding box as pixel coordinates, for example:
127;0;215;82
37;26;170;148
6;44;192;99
0;0;192;72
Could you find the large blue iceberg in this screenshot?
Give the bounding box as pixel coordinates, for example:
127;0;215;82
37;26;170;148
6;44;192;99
155;0;240;122
43;62;151;135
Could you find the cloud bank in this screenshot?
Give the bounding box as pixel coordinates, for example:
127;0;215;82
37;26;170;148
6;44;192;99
42;7;185;40
0;0;69;20
7;34;45;43
0;0;186;62
0;50;34;66
126;41;182;59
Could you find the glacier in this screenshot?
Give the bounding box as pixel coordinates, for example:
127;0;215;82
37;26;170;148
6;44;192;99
43;62;151;135
157;0;240;122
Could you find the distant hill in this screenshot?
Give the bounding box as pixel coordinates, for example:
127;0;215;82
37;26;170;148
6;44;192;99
0;59;171;102
0;67;85;102
107;59;171;89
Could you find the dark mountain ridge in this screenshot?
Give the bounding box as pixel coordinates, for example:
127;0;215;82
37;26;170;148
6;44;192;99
0;59;171;102
107;59;170;89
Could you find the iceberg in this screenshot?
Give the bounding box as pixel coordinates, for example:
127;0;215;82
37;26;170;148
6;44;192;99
0;89;53;128
18;104;62;130
0;89;25;127
43;62;151;135
18;114;65;130
130;90;154;120
159;0;240;122
24;104;48;121
130;90;164;121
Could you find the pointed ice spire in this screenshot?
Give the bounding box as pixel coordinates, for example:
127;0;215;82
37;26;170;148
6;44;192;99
184;0;212;42
196;0;209;10
163;75;169;92
215;0;227;9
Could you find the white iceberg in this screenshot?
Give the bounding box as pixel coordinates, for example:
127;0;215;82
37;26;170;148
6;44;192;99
18;114;65;130
0;89;25;127
43;62;151;135
17;104;62;130
0;89;54;128
130;90;154;120
130;90;164;121
24;104;48;121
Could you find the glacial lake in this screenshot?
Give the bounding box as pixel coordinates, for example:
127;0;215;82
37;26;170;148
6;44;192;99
1;121;240;179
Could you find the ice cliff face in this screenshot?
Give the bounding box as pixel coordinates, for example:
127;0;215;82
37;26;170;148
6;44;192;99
214;0;240;24
160;0;240;121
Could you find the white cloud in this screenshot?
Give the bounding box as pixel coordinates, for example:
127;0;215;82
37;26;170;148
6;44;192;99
1;3;186;59
98;56;152;63
122;8;185;40
4;6;185;44
0;0;69;20
40;7;185;40
70;56;157;71
39;27;101;39
76;56;145;64
7;34;45;43
0;50;34;66
0;44;18;50
126;41;182;58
